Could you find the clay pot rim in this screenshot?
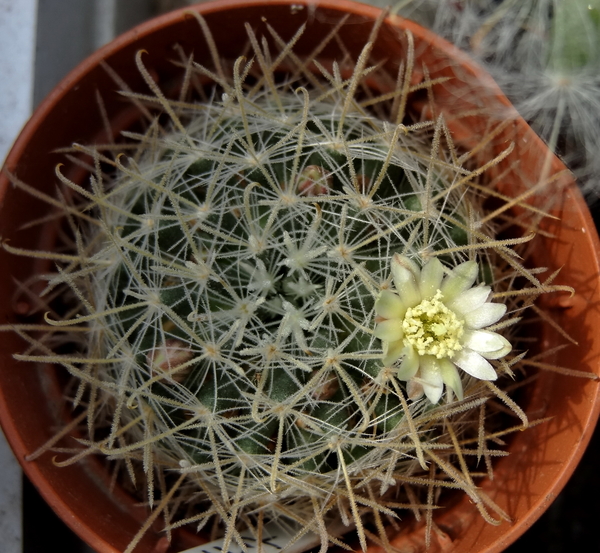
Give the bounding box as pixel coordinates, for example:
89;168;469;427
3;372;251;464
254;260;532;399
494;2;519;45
1;2;600;553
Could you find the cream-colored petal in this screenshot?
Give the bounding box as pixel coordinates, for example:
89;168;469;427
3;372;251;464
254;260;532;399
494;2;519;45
392;253;420;278
440;260;478;302
374;319;404;342
375;290;407;319
463;329;511;360
382;339;405;366
482;345;511;360
447;285;490;316
463;302;506;329
391;254;421;307
453;349;498;381
463;329;507;354
420;356;444;404
480;337;512;360
438;358;464;401
397;345;419;380
423;380;444;404
419;257;444;299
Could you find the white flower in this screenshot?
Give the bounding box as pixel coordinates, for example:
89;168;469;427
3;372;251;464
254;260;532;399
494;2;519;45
374;254;511;404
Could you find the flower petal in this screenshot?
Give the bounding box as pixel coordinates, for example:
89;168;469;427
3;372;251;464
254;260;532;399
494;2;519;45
374;319;404;342
463;302;506;329
407;379;424;401
440;260;478;302
422;380;444;404
383;339;405;366
397;345;419;380
463;330;508;354
375;290;407;319
391;253;420;278
464;330;512;360
482;340;511;360
438;358;464;401
391;254;421;307
420;356;444;404
419;258;444;299
453;349;498;381
447;285;490;316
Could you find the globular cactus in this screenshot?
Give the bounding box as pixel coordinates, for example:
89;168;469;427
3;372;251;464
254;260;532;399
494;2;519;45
5;14;558;553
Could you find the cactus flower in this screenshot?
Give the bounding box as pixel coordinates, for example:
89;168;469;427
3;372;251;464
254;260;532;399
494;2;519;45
375;254;511;403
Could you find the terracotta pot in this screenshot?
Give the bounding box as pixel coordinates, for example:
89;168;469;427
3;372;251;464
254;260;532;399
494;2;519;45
1;1;599;552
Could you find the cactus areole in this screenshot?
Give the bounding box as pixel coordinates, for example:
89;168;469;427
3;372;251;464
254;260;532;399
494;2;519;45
2;4;596;553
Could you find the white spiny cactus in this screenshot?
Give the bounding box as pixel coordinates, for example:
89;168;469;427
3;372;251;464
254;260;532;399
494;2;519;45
2;12;574;553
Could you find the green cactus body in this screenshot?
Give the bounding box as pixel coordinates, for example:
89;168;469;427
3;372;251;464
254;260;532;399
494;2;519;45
98;90;474;477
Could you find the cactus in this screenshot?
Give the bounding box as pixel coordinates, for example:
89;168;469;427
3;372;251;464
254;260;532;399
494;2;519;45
2;13;577;553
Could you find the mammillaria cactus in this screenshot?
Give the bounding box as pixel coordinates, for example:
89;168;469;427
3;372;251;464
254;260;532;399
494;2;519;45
1;8;583;553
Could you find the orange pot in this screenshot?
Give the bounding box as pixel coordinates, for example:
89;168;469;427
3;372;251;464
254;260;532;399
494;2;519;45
1;2;599;552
